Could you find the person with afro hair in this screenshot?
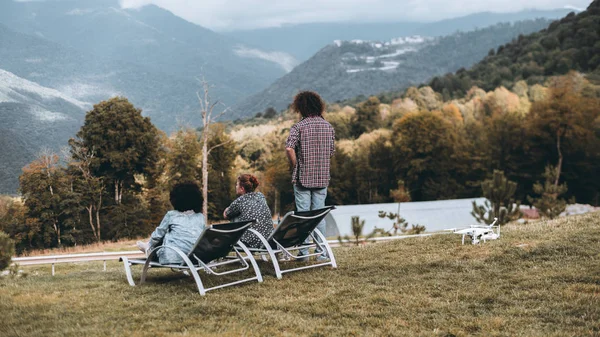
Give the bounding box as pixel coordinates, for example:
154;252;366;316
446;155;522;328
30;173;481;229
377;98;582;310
137;182;205;264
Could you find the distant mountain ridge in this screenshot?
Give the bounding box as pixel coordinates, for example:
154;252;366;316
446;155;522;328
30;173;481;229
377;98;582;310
233;19;555;115
224;8;575;61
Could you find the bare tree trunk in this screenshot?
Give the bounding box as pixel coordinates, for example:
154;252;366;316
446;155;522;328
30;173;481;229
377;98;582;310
202;126;209;218
274;190;279;219
96;207;101;241
53;220;61;246
555;133;563;188
114;180;123;204
96;193;102;241
86;205;98;240
196;77;231;222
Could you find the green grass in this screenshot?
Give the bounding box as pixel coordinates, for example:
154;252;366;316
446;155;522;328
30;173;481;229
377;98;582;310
2;213;599;337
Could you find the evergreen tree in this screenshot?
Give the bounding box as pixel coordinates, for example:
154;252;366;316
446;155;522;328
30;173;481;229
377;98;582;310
350;216;365;245
76;97;161;205
471;170;521;225
527;165;568;219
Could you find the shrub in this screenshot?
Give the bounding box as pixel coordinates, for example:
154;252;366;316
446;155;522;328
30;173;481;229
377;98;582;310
0;231;15;271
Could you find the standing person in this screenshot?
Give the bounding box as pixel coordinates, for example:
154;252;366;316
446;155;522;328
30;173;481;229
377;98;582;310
285;90;335;261
136;182;205;264
223;174;273;248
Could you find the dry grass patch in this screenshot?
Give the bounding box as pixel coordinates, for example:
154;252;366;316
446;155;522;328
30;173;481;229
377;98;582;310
1;212;599;336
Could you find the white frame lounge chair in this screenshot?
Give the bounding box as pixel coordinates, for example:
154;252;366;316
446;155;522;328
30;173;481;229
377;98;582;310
242;206;337;279
120;220;263;295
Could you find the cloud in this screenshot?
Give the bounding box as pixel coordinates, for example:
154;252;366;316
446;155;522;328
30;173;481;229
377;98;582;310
233;46;299;72
563;5;585;11
119;0;594;31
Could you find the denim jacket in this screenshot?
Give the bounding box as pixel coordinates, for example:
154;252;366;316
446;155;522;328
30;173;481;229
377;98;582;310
149;210;206;264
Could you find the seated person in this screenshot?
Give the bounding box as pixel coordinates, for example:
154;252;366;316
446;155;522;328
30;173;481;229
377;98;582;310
137;182;205;264
223;174;273;248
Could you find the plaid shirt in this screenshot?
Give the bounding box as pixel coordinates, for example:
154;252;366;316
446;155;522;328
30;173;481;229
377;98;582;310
285;116;335;188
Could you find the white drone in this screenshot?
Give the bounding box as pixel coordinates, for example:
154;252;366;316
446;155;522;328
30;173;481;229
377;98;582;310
451;217;500;245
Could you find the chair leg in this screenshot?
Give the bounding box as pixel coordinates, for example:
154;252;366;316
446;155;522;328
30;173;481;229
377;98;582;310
249;228;283;279
237;241;263;283
313;229;337;269
140;246;208;295
121;257;136;286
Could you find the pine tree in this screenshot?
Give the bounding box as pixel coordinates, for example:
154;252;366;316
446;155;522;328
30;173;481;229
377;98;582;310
350;216;365;245
378;210;426;235
527;165;568;219
471;170;521;225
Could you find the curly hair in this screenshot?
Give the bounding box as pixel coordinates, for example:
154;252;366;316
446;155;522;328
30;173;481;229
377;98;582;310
169;181;203;213
238;174;259;193
291;91;325;118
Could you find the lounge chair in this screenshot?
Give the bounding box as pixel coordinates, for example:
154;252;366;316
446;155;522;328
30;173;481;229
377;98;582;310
242;206;337;279
120;220;263;295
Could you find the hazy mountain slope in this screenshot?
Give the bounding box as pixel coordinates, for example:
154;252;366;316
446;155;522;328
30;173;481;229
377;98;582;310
233;19;553;115
0;69;88;194
0;24;204;130
0;0;287;124
224;9;573;61
428;1;600;97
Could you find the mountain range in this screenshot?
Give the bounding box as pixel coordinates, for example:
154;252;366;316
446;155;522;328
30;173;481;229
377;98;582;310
0;0;288;129
233;18;556;115
0;0;585;194
224;8;575;61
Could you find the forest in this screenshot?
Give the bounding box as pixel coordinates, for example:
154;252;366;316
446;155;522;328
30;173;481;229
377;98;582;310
1;69;598;254
427;1;600;100
1;1;599;254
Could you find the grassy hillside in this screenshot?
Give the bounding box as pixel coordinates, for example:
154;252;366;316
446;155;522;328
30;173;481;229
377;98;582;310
1;212;598;336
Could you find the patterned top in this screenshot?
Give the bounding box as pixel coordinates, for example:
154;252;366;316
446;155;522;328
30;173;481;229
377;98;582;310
225;192;274;248
149;210;206;265
285;116;335;188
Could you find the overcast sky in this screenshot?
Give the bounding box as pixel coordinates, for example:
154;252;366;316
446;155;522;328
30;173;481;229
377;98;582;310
119;0;592;31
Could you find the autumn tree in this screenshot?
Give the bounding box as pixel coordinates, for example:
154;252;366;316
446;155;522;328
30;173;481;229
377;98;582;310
262;151;295;218
527;73;600;204
205;123;236;220
166;128;202;186
0;198;37;253
19;151;68;247
327;145;356;206
391;111;465;201
352;96;381;137
68;139;104;242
